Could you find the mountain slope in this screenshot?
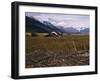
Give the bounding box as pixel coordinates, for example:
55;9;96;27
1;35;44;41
26;16;89;34
80;28;89;33
26;16;63;33
64;27;79;34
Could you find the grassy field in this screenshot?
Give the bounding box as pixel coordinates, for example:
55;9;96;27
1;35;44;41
25;34;89;68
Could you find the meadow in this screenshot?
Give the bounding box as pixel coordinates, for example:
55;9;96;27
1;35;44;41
25;34;89;68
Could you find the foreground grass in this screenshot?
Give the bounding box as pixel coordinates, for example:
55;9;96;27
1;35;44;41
25;34;89;68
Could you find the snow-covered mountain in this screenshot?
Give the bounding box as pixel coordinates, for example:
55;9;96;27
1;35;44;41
80;28;89;33
26;16;89;34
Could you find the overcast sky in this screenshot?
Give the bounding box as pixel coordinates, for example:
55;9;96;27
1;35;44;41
25;12;90;31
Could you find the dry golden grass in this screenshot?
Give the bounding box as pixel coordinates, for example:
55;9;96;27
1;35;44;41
25;34;89;68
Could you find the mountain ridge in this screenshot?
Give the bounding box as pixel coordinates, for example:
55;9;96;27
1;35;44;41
26;16;89;34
